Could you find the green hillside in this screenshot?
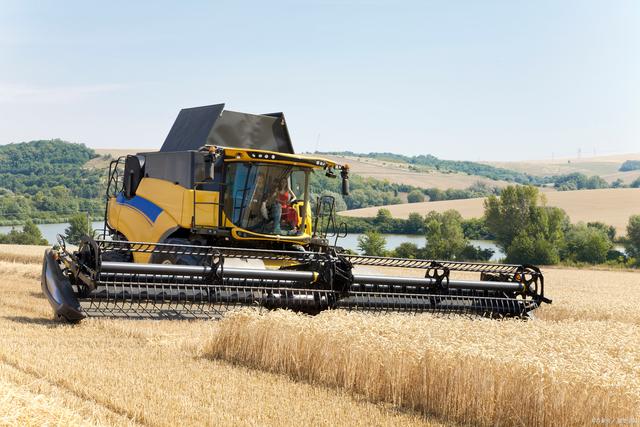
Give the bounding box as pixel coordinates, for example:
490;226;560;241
0;140;104;225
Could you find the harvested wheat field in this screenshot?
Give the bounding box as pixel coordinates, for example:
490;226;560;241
2;245;640;426
321;154;511;190
0;257;443;427
341;188;640;235
486;152;640;177
0;244;47;265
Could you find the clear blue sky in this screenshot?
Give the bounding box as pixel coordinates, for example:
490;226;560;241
1;0;638;161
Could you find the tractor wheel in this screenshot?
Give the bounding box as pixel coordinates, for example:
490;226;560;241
149;238;205;265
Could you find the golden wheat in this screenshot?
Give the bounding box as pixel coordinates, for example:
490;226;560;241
204;309;640;427
3;244;640;426
536;267;640;324
353;264;640;325
0;244;47;265
0;261;442;427
0;362;133;427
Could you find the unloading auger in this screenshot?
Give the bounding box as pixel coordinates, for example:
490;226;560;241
42;237;550;322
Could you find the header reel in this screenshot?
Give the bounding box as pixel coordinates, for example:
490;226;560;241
41;237;550;322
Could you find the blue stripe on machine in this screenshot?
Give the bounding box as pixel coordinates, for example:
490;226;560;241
116;193;163;223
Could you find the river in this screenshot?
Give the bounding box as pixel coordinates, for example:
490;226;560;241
0;222;507;260
336;233;506;261
1;222;627;261
0;221;107;246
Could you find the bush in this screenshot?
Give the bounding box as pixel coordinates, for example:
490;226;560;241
625;215;640;262
562;224;613;264
619;160;640;172
320;191;347;212
0;219;47;245
553;173;609;191
611;178;625;188
404;212;425;234
373;209;405;233
64;213;92;245
507;233;560;265
586;221;616;241
391;242;420;259
407;190;425;203
484;186;568;264
422;210;468;260
461;217;494;240
458;245;494;262
357;230;387;256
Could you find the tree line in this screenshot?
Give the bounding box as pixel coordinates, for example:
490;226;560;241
2;140;505;226
4;141;634;227
320;151;542;184
320;151;640;191
0;140;105;225
309;171;501;212
355;186;640;267
0;214;91;246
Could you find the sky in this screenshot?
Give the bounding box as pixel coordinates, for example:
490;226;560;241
0;0;638;161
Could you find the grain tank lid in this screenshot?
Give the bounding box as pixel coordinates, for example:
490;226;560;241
159;104;294;154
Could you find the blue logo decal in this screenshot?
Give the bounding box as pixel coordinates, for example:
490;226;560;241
116;193;163;223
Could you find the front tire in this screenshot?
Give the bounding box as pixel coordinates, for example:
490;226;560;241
149;238;205;265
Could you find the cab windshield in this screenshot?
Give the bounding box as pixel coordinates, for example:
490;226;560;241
224;163;309;235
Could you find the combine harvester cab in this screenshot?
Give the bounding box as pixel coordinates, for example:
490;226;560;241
41;103;551;322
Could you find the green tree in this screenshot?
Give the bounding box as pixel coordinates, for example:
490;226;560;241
407;190;425;203
373;208;399;233
458;244;494;262
484;185;568;264
392;242;420;259
320;191;347;212
586;221;616;241
563;224;612;264
64;213;92;245
619;160;640;172
484;185;542;249
357;230;387;256
507;233;560;265
404;212;425;234
422;210;467;259
0;219;47;245
611;178;625;188
461;217;493;240
625;215;640;261
375;208;393;224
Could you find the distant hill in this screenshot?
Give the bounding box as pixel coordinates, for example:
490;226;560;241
319;151;545;185
340;188;640;236
0;140;104;224
320;154;513;190
318;151;640;192
485;152;640;184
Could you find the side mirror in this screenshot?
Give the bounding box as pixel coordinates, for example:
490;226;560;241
340;166;349;196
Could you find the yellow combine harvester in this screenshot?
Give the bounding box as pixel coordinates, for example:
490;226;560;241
41;104;550;322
